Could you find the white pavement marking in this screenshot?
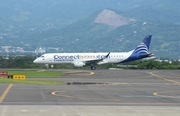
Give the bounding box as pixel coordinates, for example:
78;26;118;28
0;106;7;116
0;106;180;116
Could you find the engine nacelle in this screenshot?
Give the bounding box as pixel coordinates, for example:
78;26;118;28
73;61;85;68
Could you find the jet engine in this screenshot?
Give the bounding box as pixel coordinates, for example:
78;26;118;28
73;61;85;68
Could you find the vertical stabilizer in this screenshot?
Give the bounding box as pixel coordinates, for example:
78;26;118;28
133;35;152;55
123;35;153;62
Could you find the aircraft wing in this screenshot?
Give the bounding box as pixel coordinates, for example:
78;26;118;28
83;52;110;65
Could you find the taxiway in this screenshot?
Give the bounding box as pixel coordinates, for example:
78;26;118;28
0;69;180;115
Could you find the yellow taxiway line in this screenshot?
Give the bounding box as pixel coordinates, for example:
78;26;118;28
150;72;180;98
0;84;13;103
150;72;180;85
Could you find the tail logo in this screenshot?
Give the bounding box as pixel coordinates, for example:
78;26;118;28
133;42;148;54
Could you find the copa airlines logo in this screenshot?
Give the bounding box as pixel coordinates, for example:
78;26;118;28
134;43;148;54
54;54;106;61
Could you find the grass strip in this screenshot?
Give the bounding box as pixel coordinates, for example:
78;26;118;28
0;78;65;85
1;70;64;77
0;70;65;84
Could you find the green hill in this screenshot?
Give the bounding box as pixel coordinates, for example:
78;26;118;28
24;9;180;59
0;1;180;59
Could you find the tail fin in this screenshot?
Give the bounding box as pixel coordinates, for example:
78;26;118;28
122;35;153;63
133;35;152;55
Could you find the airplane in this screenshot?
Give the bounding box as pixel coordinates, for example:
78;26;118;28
33;35;154;70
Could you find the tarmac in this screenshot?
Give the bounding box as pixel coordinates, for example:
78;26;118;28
0;69;180;116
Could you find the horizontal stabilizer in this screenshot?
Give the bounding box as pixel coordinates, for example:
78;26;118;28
139;53;154;58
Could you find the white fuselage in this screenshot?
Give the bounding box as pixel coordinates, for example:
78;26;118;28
33;52;133;65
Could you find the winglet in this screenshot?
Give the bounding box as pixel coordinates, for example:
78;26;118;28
104;52;111;59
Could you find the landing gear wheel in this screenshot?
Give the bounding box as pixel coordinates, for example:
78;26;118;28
91;66;96;70
45;64;49;70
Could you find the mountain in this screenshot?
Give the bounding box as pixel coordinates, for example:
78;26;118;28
0;0;180;59
25;9;180;59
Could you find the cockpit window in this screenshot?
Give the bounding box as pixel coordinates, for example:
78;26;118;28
41;55;44;58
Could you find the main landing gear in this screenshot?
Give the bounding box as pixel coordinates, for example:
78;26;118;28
91;65;96;70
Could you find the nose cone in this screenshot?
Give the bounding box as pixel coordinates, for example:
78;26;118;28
33;58;39;63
